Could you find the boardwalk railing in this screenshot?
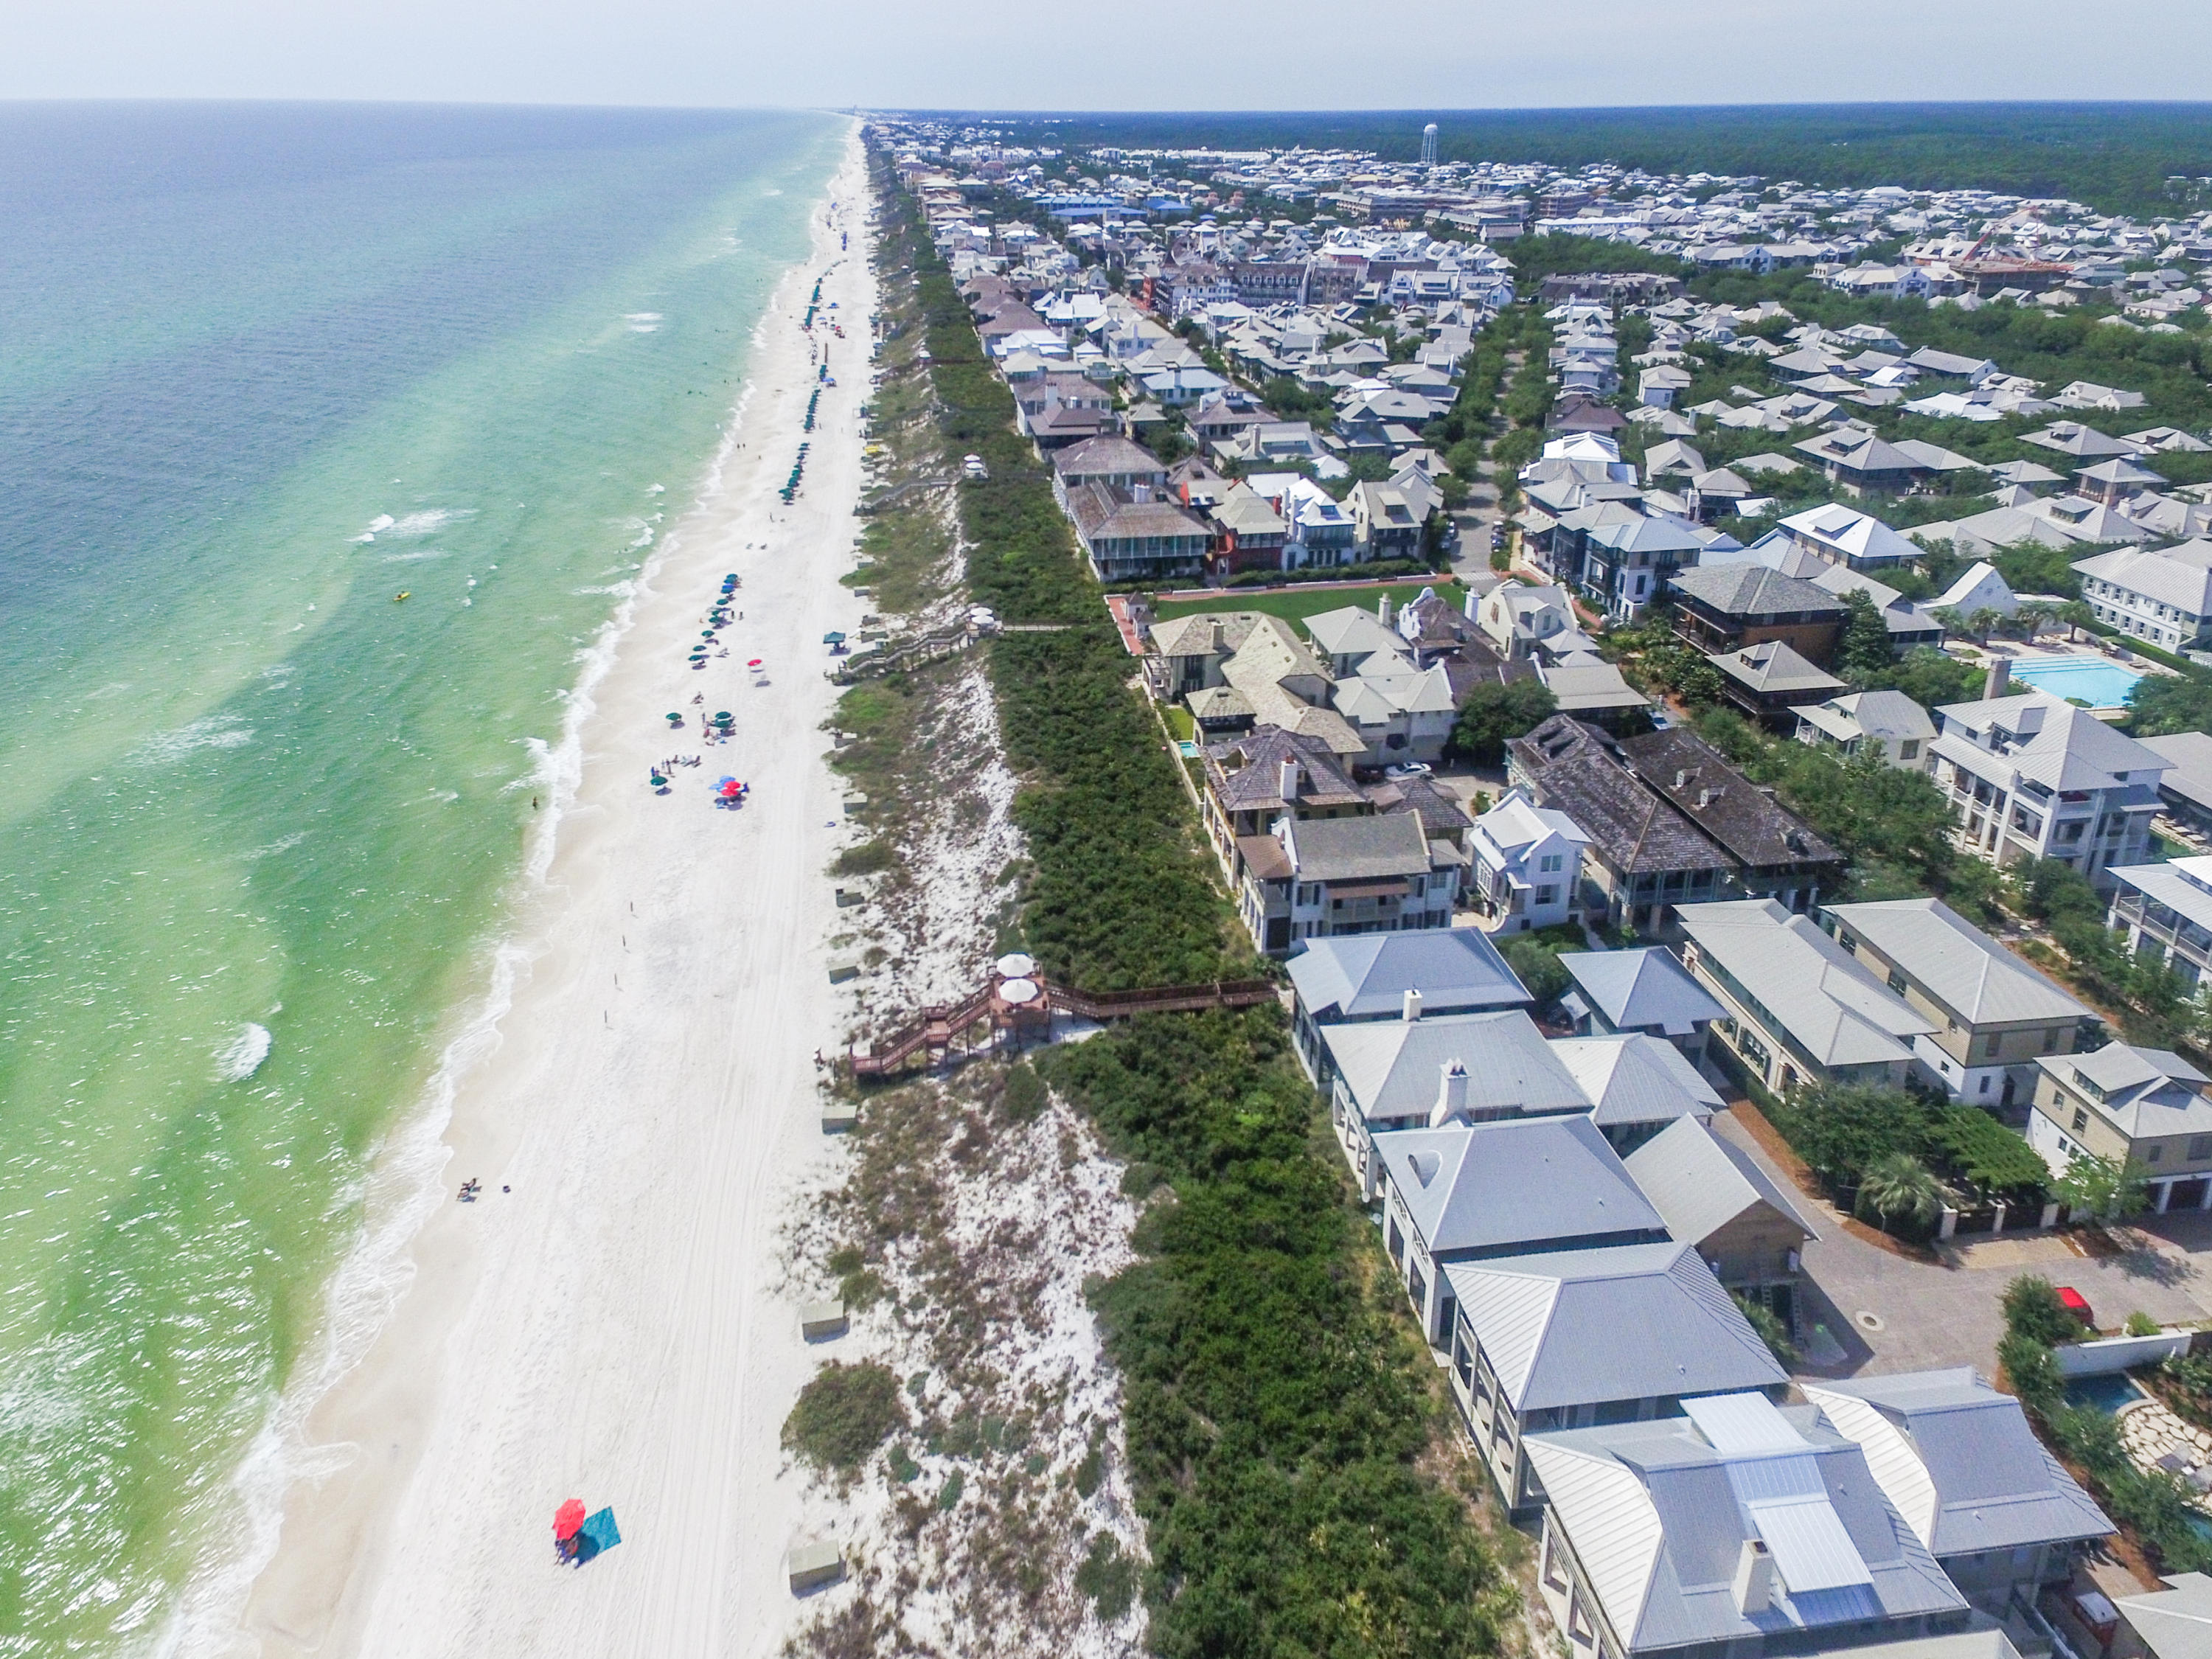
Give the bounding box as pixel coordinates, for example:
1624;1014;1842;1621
849;975;1278;1078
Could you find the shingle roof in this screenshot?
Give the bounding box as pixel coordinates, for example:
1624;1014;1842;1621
1202;726;1365;815
1444;1242;1784;1413
1668;563;1851;619
1051;434;1166;478
1823;898;2087;1027
1286;930;1532;1022
1283;810;1432;883
1709;640;1848;697
1624;1115;1818;1248
1806;1369;2110;1557
1374;1112;1664;1256
1559;947;1724;1037
1618;729;1843;871
1509;718;1736;880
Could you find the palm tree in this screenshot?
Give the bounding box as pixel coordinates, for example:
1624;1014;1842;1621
1859;1152;1945;1233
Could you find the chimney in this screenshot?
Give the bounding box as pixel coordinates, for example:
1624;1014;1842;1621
1674;769;1689;790
1696;787;1712;810
1984;656;2011;700
1464;587;1482;621
1209;619;1227;655
1132;482;1152;504
1378;594;1394;625
1402;988;1424;1023
1430;1060;1471;1127
1279;758;1301;801
1733;1540;1776;1616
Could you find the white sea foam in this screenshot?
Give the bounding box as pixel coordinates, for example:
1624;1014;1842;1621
214;1025;272;1083
241;832;306;861
378;549;450;565
383;509;467;538
133;718;254;765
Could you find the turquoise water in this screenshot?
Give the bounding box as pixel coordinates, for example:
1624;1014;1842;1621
2064;1371;2149;1413
0;102;842;1650
2008;653;2146;708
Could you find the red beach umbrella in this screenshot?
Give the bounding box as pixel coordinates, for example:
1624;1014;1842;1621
554;1499;587;1540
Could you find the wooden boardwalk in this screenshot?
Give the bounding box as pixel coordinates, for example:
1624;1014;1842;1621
849;975;1278;1078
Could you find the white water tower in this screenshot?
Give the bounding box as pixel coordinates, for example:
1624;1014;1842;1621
1420;123;1439;169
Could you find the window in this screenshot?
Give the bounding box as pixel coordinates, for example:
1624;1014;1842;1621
1983;1033;2002;1060
1540;853;1562;873
2149;1145;2165;1164
2188;1136;2212;1161
1535;886;1557;905
1387;1217;1405;1264
2072;1107;2089;1133
1979;1076;1992;1095
2044;1028;2063;1054
1887;968;1908;995
1899;739;1920;761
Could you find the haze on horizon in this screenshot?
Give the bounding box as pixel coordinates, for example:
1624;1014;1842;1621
3;0;2211;112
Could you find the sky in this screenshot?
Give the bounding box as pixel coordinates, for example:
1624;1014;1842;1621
3;0;2211;109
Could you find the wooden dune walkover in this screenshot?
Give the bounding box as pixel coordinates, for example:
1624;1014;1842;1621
849;973;1279;1079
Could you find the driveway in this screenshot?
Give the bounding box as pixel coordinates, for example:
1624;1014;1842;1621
1710;1107;2212;1380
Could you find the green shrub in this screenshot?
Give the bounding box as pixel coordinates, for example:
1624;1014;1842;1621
782;1360;906;1476
832;840;895;877
935;1470;964;1512
2005;1275;2087;1345
999;1060;1047;1123
1075;1534;1138;1621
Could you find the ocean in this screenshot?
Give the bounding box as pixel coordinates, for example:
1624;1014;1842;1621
0;101;844;1652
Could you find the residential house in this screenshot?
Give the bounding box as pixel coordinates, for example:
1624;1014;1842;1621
1049;434;1168;506
1559;947;1725;1060
1196;727;1369;879
1065;482;1212;582
1796;689;1938;771
1237;808;1461;956
1469;789;1590;934
1626;1116;1816;1326
1822;898;2097;1107
1506;718;1844;934
2138;731;2212;835
1571;514;1709;623
1667;564;1851;662
2029;1043;2212;1214
1284;928;1533;1091
1481;582;1579;659
1930;689;2169;890
2114;1575;2212;1659
1527;1393;1969;1659
1795;426;1935;495
2109;855;2212;988
1678;898;1939;1094
1550;1033;1726;1154
2073;539;2212;654
1930;560;2019;621
1806;1371;2112;1623
1203;482;1290;577
1324;1010;1596;1195
1304;604;1413;678
1541;653;1655;732
1770;501;1930;572
1349;480;1427;562
1449;1248;1787;1515
1708;640;1849;730
1331;664;1461;768
1279;478;1361;567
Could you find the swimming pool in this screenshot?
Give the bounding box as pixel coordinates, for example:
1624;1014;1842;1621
2006;653;2145;709
2065;1371;2149;1414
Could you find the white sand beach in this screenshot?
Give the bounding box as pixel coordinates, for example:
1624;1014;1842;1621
226;128;875;1658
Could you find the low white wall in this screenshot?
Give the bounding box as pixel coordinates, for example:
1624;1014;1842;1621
2054;1332;2194;1377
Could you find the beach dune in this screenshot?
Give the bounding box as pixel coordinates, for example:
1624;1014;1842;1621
229;133;873;1659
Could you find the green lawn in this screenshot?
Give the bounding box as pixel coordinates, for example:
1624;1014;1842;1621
1150;577;1468;627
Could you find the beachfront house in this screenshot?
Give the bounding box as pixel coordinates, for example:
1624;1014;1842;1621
2028;1043;2212;1214
1323;1009;1593;1196
1526;1394;1976;1659
1930;689;2169;891
1678;898;1938;1094
1821;898;2096;1107
1064;482;1212;582
1285;928;1533;1091
1236;810;1461;957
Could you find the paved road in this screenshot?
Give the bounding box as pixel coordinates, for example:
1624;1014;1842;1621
1709;1109;2211;1380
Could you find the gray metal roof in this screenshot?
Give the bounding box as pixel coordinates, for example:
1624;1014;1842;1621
1559;947;1724;1038
1286;928;1531;1022
1444;1242;1784;1413
2143;732;2212;816
2115;1573;2212;1659
2037;1044;2212;1142
1624;1116;1818;1249
1677;900;1937;1068
1526;1400;1965;1656
1283;810;1433;882
1325;1010;1593;1127
1669;562;1851;619
1806;1369;2111;1557
1823;897;2089;1027
1550;1035;1723;1130
1374;1113;1665;1257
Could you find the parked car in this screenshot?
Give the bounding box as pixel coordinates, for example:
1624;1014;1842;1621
2057;1285;2095;1332
1384;762;1432;781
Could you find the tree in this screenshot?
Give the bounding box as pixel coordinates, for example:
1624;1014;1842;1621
2053;1151;2152;1224
1857;1150;1945;1232
2003;1273;2088;1345
1500;933;1573;1006
1450;679;1557;765
1835;589;1896;685
2128;670;2212;739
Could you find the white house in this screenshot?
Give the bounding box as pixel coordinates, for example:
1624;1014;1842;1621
1932;560;2019;620
1795;689;1937;771
1469;789;1589;933
2073;538;2212;654
1479;582;1576;659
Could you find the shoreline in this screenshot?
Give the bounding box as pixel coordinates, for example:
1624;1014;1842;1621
212;126;873;1659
